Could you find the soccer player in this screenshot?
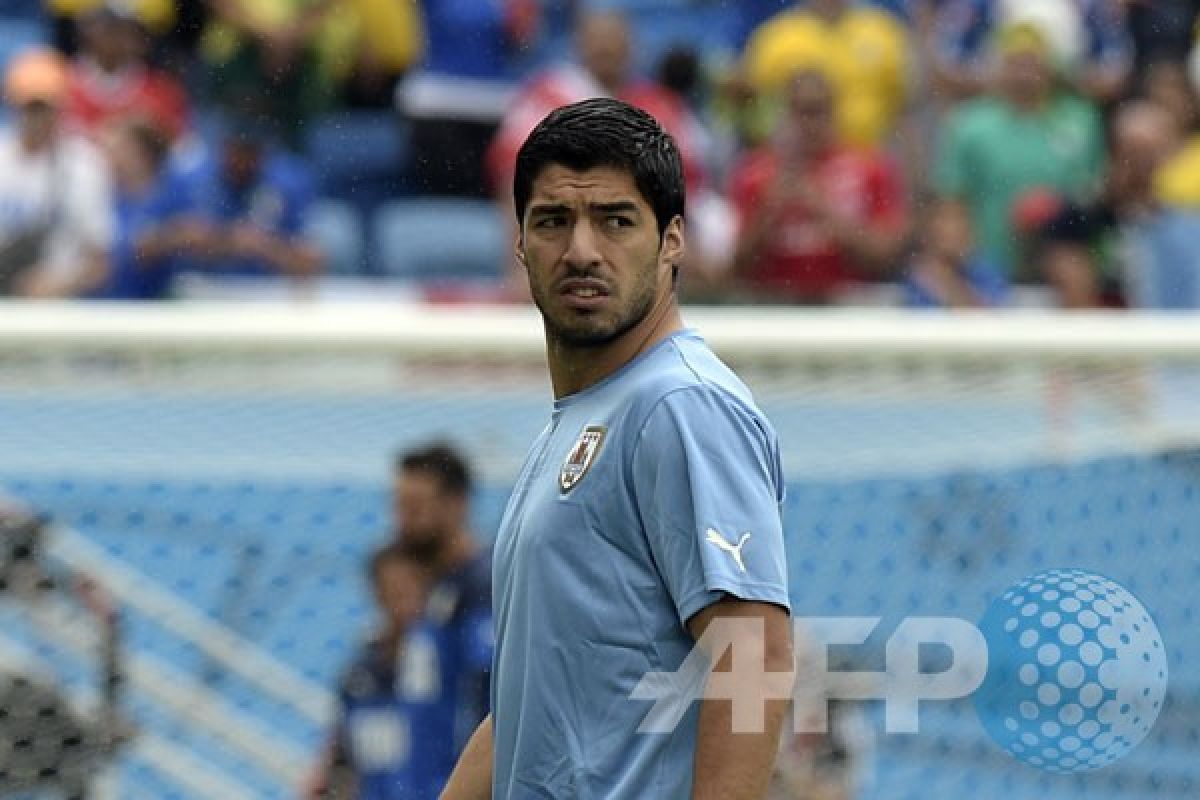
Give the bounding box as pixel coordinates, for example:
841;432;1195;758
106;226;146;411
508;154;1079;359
442;98;794;800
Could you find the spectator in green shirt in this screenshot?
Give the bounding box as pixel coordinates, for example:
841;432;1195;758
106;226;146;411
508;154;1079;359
932;20;1105;281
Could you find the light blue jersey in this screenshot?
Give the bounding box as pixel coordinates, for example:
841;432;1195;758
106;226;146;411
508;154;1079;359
492;329;791;799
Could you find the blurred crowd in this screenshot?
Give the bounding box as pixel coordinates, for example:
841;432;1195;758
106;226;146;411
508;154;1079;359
1;0;1199;309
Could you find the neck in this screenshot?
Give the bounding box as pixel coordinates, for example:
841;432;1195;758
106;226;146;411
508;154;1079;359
547;293;683;398
123;170;156;194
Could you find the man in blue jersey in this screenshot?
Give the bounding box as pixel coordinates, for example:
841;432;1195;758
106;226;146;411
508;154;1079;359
394;444;493;789
443;98;794;800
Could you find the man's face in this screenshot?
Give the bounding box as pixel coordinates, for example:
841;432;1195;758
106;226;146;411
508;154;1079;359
577;14;631;91
785;74;836;157
520;164;682;348
394;469;453;553
1000;48;1052;102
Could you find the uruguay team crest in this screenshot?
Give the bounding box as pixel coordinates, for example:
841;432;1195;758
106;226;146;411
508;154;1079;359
559;425;607;493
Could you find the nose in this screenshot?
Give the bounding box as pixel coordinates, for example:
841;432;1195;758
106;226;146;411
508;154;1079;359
562;218;602;269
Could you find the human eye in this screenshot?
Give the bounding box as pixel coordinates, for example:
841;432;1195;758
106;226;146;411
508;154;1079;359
603;215;635;230
534;215;567;230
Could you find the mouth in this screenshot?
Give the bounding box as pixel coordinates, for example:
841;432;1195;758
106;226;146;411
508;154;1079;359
558;278;611;311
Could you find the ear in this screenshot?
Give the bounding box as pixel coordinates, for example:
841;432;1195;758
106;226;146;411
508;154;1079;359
659;214;685;272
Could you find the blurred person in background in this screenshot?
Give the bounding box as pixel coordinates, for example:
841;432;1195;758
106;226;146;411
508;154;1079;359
728;68;909;304
932;20;1104;284
903;199;1008;308
931;0;1131;104
200;0;360;147
308;544;434;799
1140;56;1200;209
0;48;113;298
487;10;708;198
393;443;493;794
65;2;191;143
47;0;177;55
1022;101;1180;309
97;116;193;299
398;0;539;196
742;0;912;149
487;10;720;294
168;116;324;280
338;0;424;108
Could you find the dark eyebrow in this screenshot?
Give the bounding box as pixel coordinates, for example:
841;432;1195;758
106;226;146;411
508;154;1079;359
528;203;571;216
591;202;641;215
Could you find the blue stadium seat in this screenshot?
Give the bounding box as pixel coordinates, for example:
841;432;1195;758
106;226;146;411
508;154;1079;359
308;199;365;275
372;198;506;282
305;112;410;216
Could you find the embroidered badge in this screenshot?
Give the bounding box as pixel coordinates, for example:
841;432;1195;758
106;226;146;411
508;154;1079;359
559;425;607;493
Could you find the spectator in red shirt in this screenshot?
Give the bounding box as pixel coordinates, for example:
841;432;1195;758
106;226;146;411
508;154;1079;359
66;4;190;143
486;10;707;200
486;9;719;297
729;67;909;303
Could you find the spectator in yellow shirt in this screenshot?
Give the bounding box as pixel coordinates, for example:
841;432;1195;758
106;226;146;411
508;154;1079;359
743;0;910;148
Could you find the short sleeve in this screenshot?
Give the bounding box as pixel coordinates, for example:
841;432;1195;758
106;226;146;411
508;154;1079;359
631;387;791;627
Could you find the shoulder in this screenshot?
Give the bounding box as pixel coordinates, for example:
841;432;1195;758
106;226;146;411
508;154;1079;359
946;97;1006;135
729;148;777;192
337;638;389;699
626;334;773;447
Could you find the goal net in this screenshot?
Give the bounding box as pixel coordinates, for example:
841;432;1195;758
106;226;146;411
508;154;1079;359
0;302;1195;799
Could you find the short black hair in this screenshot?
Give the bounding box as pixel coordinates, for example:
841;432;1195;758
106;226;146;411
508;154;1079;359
396;442;471;497
513;97;685;238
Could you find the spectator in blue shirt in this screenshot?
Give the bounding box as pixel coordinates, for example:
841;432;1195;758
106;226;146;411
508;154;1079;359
933;0;1132;103
96;117;192;299
173;117;323;279
904;199;1007;308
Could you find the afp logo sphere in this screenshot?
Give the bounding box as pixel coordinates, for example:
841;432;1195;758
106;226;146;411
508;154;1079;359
974;568;1167;773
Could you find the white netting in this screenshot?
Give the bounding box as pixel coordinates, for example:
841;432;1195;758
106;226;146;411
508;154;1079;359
0;303;1197;799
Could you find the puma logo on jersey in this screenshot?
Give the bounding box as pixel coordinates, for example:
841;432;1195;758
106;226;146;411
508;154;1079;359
705;528;751;573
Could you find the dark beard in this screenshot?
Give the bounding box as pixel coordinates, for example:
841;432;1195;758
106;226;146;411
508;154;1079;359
535;278;657;349
396;531;444;566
